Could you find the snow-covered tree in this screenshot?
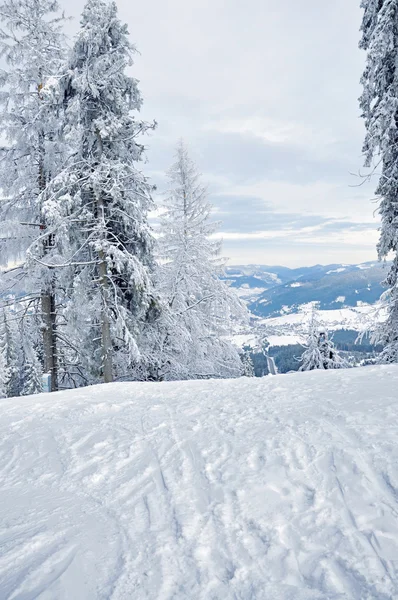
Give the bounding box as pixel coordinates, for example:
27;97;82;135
0;0;68;390
0;309;21;396
54;0;157;383
241;349;255;377
359;0;398;362
0;347;8;398
0;302;43;397
300;307;348;371
155;141;246;380
20;319;43;396
0;328;10;398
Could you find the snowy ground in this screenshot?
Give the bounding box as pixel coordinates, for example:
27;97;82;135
231;304;385;351
234;287;268;301
1;367;398;599
230;333;258;349
267;334;305;347
260;304;384;332
231;333;304;349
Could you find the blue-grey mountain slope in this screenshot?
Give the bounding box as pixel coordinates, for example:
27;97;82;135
249;263;385;317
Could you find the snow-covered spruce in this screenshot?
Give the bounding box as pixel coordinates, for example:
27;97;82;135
0;344;7;399
0;309;20;397
300;306;349;371
154;141;247;380
240;348;255;377
20;317;43;396
0;306;42;397
359;0;398;363
52;0;158;384
0;313;11;398
0;0;68;391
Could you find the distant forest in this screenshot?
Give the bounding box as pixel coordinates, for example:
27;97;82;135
244;329;383;376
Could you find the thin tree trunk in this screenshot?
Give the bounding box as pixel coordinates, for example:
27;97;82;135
94;128;113;383
96;193;113;383
41;291;57;391
38;82;58;391
98;245;113;383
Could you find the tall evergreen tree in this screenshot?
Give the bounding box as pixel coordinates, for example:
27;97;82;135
300;307;348;371
156;141;246;380
0;309;21;396
241;349;255;377
0;0;68;390
55;0;157;383
360;0;398;362
20;319;43;396
0;339;8;398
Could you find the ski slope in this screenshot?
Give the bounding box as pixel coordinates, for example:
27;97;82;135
1;367;398;599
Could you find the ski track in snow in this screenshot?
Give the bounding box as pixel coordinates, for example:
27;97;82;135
1;366;398;598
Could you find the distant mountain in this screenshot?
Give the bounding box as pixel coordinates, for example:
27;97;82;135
248;262;386;317
225;263;377;291
224;266;284;289
222;266;286;301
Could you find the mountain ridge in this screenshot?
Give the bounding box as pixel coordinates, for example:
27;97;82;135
224;262;386;316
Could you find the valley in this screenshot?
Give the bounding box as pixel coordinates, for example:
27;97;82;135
228;262;386;373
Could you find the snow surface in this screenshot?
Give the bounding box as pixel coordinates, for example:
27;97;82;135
267;334;305;347
228;267;281;285
234;287;267;300
2;367;398;598
230;333;258;348
327;268;347;275
261;305;384;332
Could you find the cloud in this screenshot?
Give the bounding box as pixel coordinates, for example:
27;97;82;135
196;130;358;188
214;178;377;224
211;194;330;233
62;0;376;266
214;219;377;246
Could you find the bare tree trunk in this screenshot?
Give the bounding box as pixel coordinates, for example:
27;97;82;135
98;246;113;383
41;291;58;391
94;128;113;383
38;82;58;391
96;193;113;383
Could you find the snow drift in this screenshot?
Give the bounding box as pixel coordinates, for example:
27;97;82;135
1;367;398;599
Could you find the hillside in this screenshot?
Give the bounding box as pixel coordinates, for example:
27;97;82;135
250;264;385;317
224;263;367;289
1;368;398;599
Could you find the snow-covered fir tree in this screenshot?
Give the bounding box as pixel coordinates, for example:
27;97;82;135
0;313;10;399
0;0;68;391
359;0;398;362
0;341;8;398
54;0;158;384
20;319;43;396
241;349;255;377
0;303;42;397
0;309;21;396
300;307;348;371
155;141;246;380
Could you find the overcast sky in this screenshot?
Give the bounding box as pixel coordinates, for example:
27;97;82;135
66;0;377;267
